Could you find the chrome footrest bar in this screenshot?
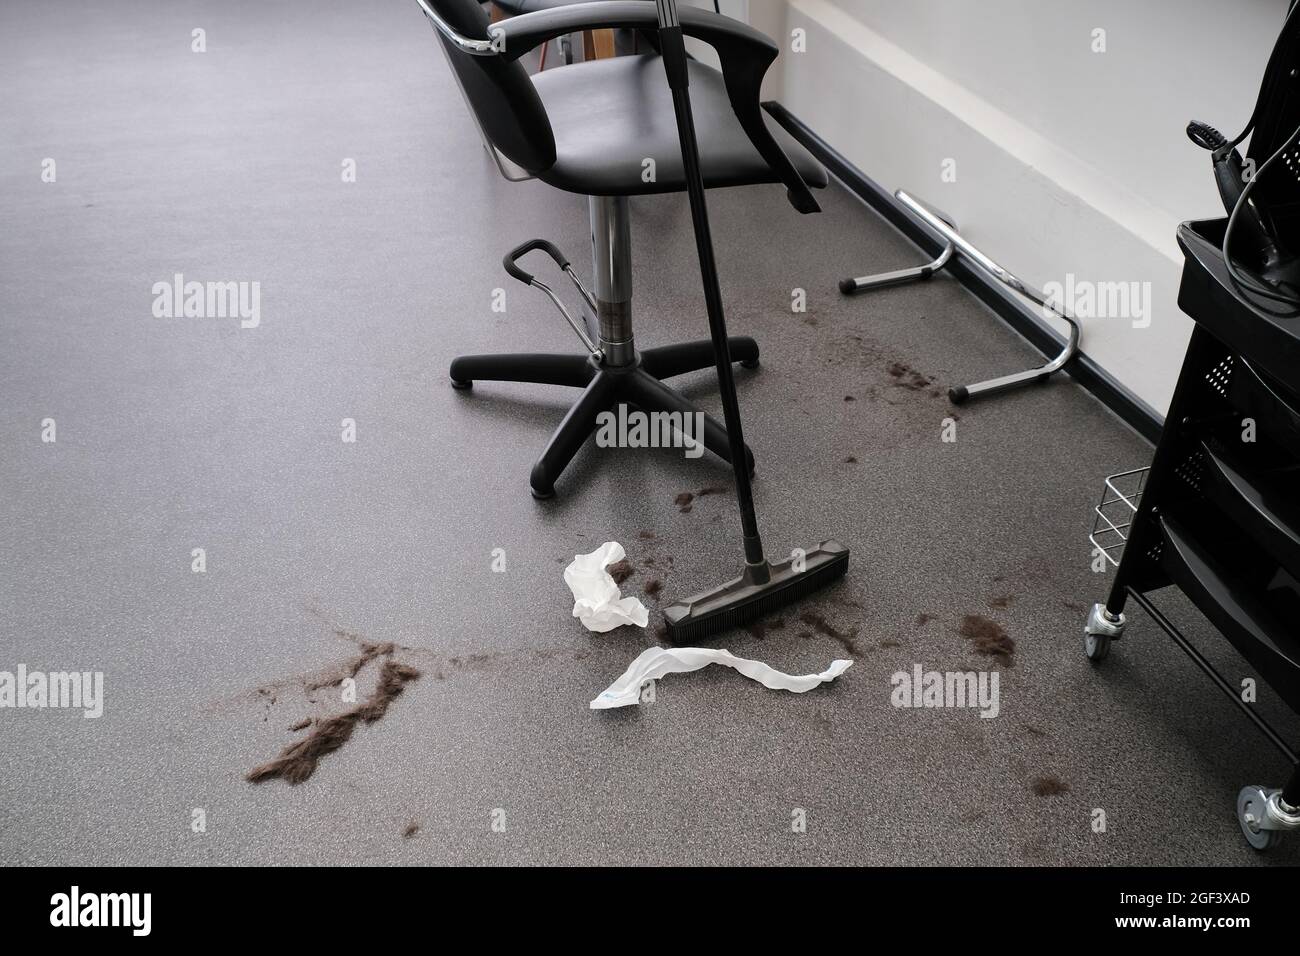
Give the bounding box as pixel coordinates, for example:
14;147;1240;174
842;189;1082;405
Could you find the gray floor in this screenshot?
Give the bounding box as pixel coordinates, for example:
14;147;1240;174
2;0;1298;867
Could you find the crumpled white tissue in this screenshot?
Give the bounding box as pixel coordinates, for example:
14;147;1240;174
590;646;853;709
563;541;649;633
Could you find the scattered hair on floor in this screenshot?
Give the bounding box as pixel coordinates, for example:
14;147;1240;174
843;455;858;463
886;361;936;392
328;625;415;655
247;660;421;786
675;485;729;513
958;614;1015;666
1062;599;1084;612
797;630;813;640
607;559;634;585
402;821;421;839
798;611;859;655
1031;776;1070;797
304;640;394;691
745;617;786;640
288;718;312;732
643;578;663;598
1025;725;1048;737
354;661;421;721
638;530;657;540
248;713;356;786
448;652;501;672
844;395;856;402
987;595;1014;609
249;625;410;709
879;639;902;649
915;612;934;627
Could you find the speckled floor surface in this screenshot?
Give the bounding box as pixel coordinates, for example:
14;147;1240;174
2;0;1298;866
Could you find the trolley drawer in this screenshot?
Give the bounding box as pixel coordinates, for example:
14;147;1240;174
1159;512;1300;709
1226;356;1300;461
1200;442;1300;579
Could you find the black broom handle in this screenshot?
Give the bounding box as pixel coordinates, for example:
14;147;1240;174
653;0;768;573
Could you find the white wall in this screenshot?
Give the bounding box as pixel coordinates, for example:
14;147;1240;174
749;0;1289;416
683;0;749;67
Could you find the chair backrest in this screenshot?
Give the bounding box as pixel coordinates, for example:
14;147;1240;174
425;0;557;174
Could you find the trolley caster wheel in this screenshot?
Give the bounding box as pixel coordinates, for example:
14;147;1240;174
450;377;472;390
1083;603;1125;664
1237;786;1286;851
1084;631;1111;662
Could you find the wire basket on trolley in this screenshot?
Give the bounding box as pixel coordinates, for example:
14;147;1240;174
1089;467;1150;568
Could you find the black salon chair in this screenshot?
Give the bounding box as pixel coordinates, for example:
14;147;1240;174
491;0;583;68
493;0;654;67
493;0;589;10
418;0;827;498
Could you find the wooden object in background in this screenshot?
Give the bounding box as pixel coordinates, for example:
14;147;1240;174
582;28;617;60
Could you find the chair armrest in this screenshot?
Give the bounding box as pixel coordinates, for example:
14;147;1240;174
495;1;768;57
495;1;821;214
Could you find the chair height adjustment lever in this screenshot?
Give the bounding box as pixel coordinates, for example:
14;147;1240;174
503;238;602;359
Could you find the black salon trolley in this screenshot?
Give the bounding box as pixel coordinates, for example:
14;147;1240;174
1085;216;1300;850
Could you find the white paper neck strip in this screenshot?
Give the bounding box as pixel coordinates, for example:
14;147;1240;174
591;646;853;709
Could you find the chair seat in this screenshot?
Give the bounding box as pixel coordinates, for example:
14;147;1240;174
531;54;828;197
